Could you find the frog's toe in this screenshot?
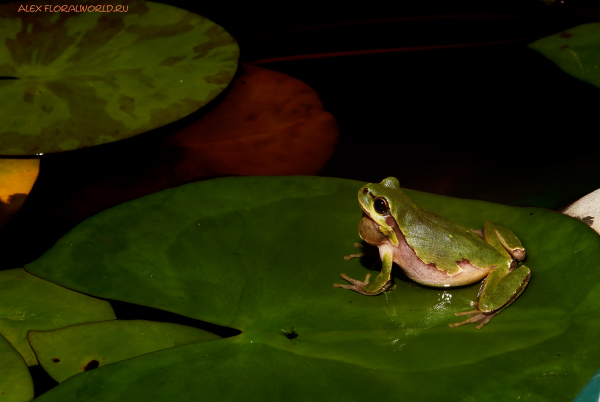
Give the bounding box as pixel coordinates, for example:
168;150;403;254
335;273;371;286
343;243;379;260
334;273;391;296
449;310;495;330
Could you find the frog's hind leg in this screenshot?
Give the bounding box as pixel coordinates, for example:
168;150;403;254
483;221;526;261
479;264;531;312
450;222;529;329
449;264;531;329
448;310;494;330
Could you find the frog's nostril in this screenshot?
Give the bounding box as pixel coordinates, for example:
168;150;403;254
363;188;369;194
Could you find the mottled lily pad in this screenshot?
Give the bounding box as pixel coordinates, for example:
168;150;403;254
0;0;239;155
29;320;221;382
0;334;33;402
529;23;600;88
0;158;39;228
0;268;115;366
25;176;600;401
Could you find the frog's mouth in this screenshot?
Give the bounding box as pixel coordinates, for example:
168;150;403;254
358;212;388;245
360;206;379;227
359;210;373;224
359;195;403;245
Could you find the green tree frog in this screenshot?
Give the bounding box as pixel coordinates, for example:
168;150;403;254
334;177;531;329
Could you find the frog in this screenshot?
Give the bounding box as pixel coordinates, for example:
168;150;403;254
334;177;531;329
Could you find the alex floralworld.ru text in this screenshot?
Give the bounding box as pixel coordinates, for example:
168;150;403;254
18;4;128;12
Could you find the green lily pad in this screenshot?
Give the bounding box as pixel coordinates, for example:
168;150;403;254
0;334;33;402
26;176;600;401
0;0;239;155
0;268;115;366
529;23;600;89
29;319;221;382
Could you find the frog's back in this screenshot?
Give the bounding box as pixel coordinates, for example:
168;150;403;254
397;207;508;277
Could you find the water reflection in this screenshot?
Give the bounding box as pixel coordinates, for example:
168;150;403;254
382;289;457;352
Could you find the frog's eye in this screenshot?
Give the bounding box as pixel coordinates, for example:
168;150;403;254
373;198;390;215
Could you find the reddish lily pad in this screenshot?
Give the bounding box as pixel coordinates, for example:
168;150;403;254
168;62;339;176
0;158;39;228
0;0;239;155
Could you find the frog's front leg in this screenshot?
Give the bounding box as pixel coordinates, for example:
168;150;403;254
450;221;530;329
334;248;395;296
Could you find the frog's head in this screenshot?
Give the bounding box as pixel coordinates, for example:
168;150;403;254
358;177;404;246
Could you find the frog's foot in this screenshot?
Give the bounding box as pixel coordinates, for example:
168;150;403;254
343;243;379;260
448;310;495;330
334;273;395;296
